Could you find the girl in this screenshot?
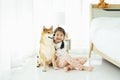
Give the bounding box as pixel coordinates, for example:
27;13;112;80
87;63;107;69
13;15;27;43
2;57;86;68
54;27;93;72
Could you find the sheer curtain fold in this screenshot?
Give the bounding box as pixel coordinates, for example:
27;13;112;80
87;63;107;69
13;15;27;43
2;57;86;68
0;0;34;79
11;0;34;67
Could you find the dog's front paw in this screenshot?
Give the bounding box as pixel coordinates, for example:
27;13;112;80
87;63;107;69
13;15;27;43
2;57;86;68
54;67;59;70
42;69;47;72
42;67;47;72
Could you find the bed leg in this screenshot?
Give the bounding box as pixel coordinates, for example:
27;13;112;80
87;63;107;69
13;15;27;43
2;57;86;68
89;42;93;58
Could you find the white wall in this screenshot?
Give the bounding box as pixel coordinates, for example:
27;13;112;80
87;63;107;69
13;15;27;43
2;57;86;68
65;0;84;52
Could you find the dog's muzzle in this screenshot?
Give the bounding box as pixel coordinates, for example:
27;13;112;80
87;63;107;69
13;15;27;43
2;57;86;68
48;36;54;39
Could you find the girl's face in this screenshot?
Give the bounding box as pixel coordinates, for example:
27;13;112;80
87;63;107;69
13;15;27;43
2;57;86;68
54;31;65;43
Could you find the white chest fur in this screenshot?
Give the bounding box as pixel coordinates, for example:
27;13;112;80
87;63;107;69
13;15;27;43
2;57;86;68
40;40;55;61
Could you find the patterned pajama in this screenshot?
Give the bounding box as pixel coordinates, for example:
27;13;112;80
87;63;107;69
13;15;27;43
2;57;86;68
56;54;86;70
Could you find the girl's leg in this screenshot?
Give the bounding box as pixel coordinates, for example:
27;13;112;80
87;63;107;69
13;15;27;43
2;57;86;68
74;57;87;65
64;65;75;72
56;55;69;68
56;54;79;68
63;54;83;68
63;54;93;71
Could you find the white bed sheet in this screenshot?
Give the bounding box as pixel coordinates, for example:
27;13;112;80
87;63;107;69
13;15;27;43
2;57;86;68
90;17;120;62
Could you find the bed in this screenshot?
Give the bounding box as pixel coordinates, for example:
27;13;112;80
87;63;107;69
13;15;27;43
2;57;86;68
89;4;120;68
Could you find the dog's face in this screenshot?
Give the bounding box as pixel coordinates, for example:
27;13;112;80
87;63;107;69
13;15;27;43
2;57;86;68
41;26;54;41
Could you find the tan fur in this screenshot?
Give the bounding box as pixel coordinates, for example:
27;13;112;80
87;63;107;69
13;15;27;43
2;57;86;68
38;26;58;72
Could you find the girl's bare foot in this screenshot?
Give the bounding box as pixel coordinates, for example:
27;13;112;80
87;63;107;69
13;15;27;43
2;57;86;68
77;57;87;65
64;67;69;72
85;66;94;71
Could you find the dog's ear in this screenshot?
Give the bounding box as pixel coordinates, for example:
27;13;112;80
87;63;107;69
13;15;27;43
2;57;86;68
50;25;53;30
43;26;47;31
43;26;46;29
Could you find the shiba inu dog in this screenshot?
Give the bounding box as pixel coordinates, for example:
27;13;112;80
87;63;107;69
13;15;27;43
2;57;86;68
37;26;58;72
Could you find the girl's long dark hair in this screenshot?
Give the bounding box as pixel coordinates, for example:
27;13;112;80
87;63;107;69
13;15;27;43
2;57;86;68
54;27;66;49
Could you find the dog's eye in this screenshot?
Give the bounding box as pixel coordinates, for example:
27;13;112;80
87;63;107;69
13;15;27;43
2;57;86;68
48;32;50;34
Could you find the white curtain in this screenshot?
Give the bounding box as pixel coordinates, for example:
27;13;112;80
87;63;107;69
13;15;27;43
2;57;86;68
0;0;14;79
11;0;34;67
0;0;33;79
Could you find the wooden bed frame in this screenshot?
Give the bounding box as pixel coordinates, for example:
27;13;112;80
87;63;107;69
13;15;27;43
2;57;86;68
89;4;120;68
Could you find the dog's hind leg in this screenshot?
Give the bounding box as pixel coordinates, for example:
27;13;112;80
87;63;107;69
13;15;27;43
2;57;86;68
36;56;41;67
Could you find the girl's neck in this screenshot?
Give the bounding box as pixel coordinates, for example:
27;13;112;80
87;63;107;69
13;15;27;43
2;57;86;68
55;41;62;44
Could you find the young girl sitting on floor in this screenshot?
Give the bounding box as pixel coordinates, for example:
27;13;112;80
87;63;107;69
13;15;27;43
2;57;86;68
54;27;93;72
